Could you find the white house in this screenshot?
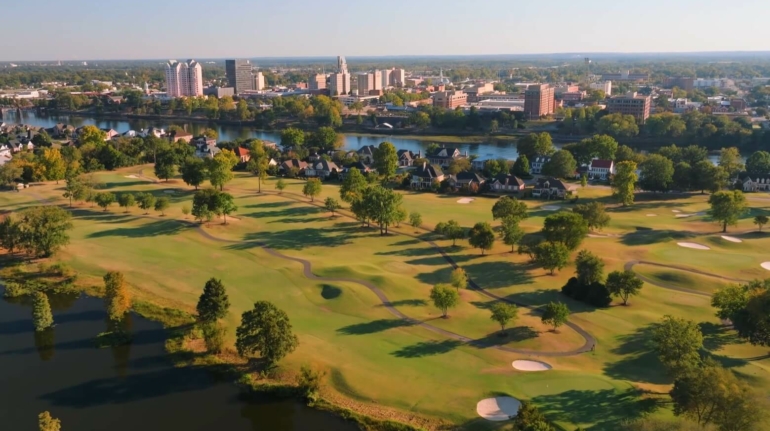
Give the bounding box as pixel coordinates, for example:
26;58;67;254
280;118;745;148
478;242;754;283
588;159;614;180
743;177;770;192
530;156;551;174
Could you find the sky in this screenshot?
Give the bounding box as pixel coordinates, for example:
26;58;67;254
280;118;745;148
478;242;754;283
3;0;770;61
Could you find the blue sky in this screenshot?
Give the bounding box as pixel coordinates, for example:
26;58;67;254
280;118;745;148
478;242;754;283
3;0;769;61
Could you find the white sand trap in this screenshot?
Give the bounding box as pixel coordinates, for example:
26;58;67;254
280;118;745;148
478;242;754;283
124;175;139;179
677;242;710;250
163;190;176;194
512;360;552;372
542;205;561;211
721;236;742;243
761;262;770;271
675;214;693;218
476;397;521;421
457;198;475;204
672;210;681;213
646;214;657;217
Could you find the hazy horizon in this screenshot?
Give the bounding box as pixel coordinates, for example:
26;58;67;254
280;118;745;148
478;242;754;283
2;0;769;62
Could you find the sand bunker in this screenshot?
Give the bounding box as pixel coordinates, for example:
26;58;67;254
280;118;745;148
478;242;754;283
124;175;139;179
677;242;710;250
721;236;742;243
646;214;657;217
761;262;770;271
457;198;475;204
512;360;552;372
476;397;521;421
672;210;681;213
542;205;561;211
675;214;693;218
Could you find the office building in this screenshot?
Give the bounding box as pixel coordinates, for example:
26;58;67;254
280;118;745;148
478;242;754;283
226;59;254;93
165;60;203;97
601;70;648;82
589;81;612;96
357;73;375;95
433;90;467;109
309;74;327;90
524;84;555;119
380;70;391;89
665;77;695;92
330;73;350;96
606;92;652;123
390;68;406;87
463;83;494;103
203;86;235;98
337;56;348;74
253;71;265;91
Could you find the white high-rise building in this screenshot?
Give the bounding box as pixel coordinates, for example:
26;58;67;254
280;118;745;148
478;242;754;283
589;81;612;96
380;70;391;89
165;59;203;97
390;68;406;87
337;56;348;74
253;71;265;91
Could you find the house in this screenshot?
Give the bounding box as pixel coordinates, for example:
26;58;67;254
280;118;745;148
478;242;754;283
281;159;308;176
194;143;220;159
339;161;374;180
122;130;138;138
448;171;486;190
533;177;576;199
426;146;468;167
169;131;193;143
140;127;165;139
529;156;551;174
100;128;120;140
9;140;33;152
262;140;279;151
490;174;525;193
191;136;217;147
358;145;377;164
0;151;11;166
743;176;770;192
472;158;489;171
411;163;445;189
268;158;279;167
45;123;75;138
397;149;419;167
305;160;340;179
588;159;614;180
234;147;251;163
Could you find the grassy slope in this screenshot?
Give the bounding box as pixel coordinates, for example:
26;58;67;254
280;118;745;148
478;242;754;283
4;167;770;430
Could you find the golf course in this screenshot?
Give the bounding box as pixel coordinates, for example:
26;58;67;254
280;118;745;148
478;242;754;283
3;167;770;431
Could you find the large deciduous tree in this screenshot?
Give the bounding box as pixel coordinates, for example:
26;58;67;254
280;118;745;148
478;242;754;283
374;141;399;179
574;250;605;285
708;190;748;233
490;302;518;335
429;284;460;318
651;315;703;378
711;280;770;347
339;167;368;203
491;196;528;222
468;222;495;255
302;178;322;202
450;267;468;291
542;211;588;251
500;216;525;252
236;301;299;366
612;160;638;206
436;219;465;246
534;241;570;275
541;301;570;332
517;132;554;159
180;156;206;190
745;151;770;177
572;202;610;231
542;150;577;179
606;270;643;305
207;150;238;190
639;154;675;192
16;206;73;258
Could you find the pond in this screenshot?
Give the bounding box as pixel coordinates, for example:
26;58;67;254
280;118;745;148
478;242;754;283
0;285;359;431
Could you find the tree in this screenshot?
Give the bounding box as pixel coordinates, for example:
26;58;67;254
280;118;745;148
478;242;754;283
429;284;460;318
580;174;588;188
104;271;131;322
16;206;73;258
236;301;299;365
512;155;530;177
62;175;83;207
491;196;528;222
651;315;703;377
181;204;190;218
246;140;270;193
542;211;588;251
543;150;578;179
137;193;156;214
436;220;466;246
409;212;422;229
468;222;495;255
32;292;54;331
95;192;115;211
711;280;770;347
275;178;287;194
41;148;66;184
201;321;227;354
450;267;468;291
510;401;556;431
745;151;770;177
324;197;341;216
215;192;237;224
708;190;748;233
613;161;638;206
154;149;177;182
575;250;605;285
490;302;518;335
154;196;170;216
208;150;237;190
606;270;643;305
718;147;744;179
673;162;693;191
117;193;135;213
754;215;768;232
374;141;398;179
38;411;62;431
517;132;554;159
280;127;305;150
596;113;639;138
361;186;403;235
639;154;675;192
572;202;610;231
196;278;230;322
339;167;367;203
0;216;21;254
500;216;525;252
180;157;206;190
303;178;322;202
541;301;569;331
534;241;570;275
447;158;471;175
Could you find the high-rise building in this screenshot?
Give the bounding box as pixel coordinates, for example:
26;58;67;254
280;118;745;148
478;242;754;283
226;59;254;94
380;70;391;89
606;92;651;124
390;68;406;87
253;72;265;91
524;84;555;120
330;73;350;96
432;91;467;109
337;56;348;74
165;60;203;97
309;74;327;90
589;81;612;96
357;73;374;95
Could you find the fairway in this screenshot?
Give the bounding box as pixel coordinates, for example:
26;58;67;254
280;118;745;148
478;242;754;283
3;166;770;431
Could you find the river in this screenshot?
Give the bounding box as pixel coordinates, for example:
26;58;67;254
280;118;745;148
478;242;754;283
3;111;525;160
0;286;359;431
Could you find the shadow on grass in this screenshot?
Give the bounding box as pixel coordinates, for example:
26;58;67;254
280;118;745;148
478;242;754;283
700;322;745;351
504;289;563;309
268;216;331;224
469;327;539;347
603;325;671;385
242;201;292;209
375;247;439;258
229;226;361;251
620;229;696;246
390;340;463;358
532;388;661;431
428;261;534;289
87;220;187;239
241;205;321;220
406;254;484;266
382;299;428;307
336;319;414;335
319;284;342;300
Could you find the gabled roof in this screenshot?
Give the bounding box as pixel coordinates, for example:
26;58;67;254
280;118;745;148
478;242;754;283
426;146;461;158
344;161;372;172
493;173;525;187
310;160;339;171
590;159;613;169
397;149;415;160
536;177;569;190
358;145;376;156
282;159;308;169
412;163;443;179
234;147;250;157
531;156;551;164
454;171;486;183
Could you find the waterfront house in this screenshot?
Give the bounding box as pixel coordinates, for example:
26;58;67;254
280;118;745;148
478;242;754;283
529;156;551;174
305;160;340;179
448;171;486;191
743;176;770;192
358;145;377;164
587;159;614;180
397;149;419;167
411;162;445;189
490;174;525;193
234;147;251;163
426;145;468;167
532;177;575;199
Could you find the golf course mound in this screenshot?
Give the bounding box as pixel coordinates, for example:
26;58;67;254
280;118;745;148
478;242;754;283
721;236;742;243
762;262;770;271
512;360;552;372
476;397;521;421
677;242;710;250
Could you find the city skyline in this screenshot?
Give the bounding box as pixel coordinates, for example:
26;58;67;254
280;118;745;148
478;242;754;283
2;0;769;61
